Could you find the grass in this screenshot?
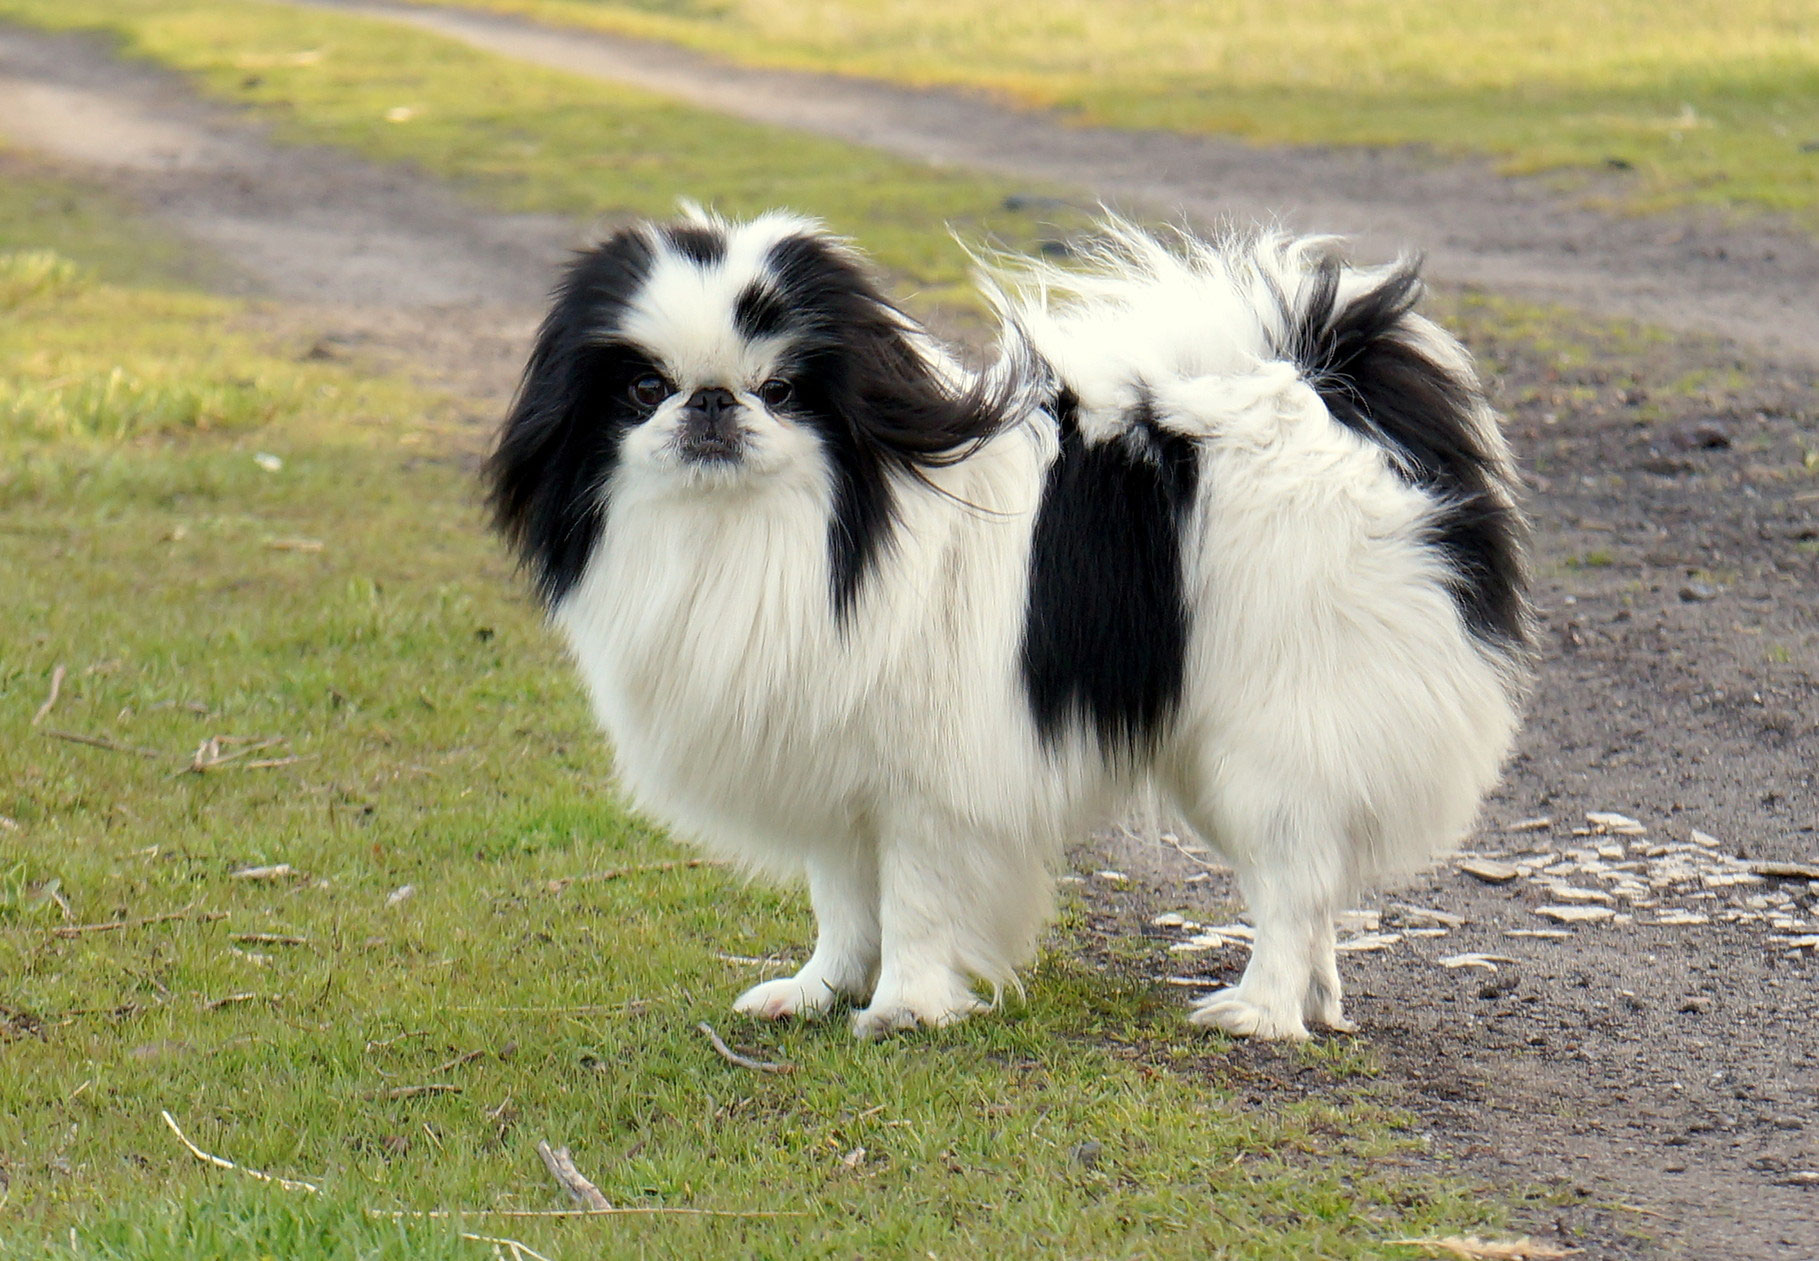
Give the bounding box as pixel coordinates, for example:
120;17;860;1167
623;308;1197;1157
420;0;1819;228
0;136;1508;1261
0;0;1086;312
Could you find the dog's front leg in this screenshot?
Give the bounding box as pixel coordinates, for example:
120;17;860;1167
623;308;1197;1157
849;814;990;1041
734;844;879;1020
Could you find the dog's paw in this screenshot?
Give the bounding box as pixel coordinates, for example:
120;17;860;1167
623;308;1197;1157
1307;1003;1357;1034
1188;987;1311;1041
732;975;841;1021
849;991;987;1042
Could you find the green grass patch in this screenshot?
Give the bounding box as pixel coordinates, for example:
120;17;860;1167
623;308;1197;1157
0;0;1085;309
421;0;1819;229
0;179;1502;1257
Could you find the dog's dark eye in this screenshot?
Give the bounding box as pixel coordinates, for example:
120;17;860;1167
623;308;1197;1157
756;378;793;408
628;373;671;409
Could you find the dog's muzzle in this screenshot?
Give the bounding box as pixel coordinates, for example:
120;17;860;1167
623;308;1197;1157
676;386;746;463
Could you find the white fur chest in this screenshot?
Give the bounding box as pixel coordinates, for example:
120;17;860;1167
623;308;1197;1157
554;477;872;855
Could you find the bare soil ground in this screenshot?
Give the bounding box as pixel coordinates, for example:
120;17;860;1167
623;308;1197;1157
2;15;1815;1258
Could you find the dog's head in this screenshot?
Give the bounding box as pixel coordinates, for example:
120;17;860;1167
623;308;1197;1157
487;211;1015;612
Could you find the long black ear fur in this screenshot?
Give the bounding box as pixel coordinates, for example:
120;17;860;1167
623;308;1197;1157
486;228;656;607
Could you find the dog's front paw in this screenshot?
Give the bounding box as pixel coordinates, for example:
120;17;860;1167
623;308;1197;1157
850;987;987;1042
1188;986;1311;1041
733;975;842;1021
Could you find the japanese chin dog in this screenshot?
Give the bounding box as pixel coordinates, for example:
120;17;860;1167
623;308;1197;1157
487;210;1529;1042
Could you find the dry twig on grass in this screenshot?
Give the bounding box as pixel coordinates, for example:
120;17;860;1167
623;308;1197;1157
430;1048;488;1075
30;664;65;727
231;932;311;947
242;755;313;770
365;1029;431;1053
536;1140;612;1211
50;907;226;938
369;1083;463;1100
43;728;164;759
697;1022;794;1074
447;1002;653;1015
371;1206;804;1221
160;1110;319;1193
180;736;291;775
460;1233;554;1261
1388;1237;1576;1260
230;864;296;881
544;858;722;893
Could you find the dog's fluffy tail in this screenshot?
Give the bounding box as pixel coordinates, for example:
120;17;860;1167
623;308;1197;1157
983;217;1532;659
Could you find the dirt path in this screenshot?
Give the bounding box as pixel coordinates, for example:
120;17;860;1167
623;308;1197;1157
299;0;1819;370
0;22;578;400
2;15;1815;1258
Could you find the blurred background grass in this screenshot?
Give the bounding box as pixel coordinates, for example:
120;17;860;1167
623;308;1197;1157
434;0;1819;226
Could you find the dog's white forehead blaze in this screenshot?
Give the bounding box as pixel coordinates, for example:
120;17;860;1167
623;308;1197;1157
618;213;819;389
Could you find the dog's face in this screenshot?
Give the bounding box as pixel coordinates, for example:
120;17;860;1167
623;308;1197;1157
602;218;837;488
489;212;1014;613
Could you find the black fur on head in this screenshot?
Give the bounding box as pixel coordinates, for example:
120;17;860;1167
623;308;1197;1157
738;230;1022;617
486;225;659;607
486;218;1021;617
1280;256;1531;651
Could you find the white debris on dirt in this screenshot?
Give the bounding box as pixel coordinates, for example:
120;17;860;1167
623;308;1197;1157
1168;923;1254;954
1440;953;1517;971
1335;932;1402;953
1459;859;1519;884
1537;904;1617;924
1143;809;1817;969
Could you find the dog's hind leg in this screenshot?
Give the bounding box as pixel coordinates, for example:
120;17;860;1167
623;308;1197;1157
1182;803;1354;1041
734;843;879;1020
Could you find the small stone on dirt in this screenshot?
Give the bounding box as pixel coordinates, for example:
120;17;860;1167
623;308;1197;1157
1668;420;1732;450
1751;860;1819;881
1440;953;1516;971
1679;581;1721;602
1459;858;1519;884
1536;904;1616;924
1547;885;1614;904
1335;931;1402;952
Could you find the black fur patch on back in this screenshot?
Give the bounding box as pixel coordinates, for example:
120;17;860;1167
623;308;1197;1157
486;228;658;605
1283;258;1528;648
1021;390;1200;757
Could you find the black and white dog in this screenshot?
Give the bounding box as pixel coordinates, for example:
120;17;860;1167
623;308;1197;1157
488;212;1529;1041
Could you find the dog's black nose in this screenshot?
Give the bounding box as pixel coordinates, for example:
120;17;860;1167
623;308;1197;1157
677;387;744;463
684;387;738;420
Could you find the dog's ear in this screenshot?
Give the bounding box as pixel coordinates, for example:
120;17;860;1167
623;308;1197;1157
763;232;1014;466
487;227;657;606
756;231;1022;617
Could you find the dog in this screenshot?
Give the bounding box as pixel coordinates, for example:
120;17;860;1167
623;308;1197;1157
487;210;1529;1041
